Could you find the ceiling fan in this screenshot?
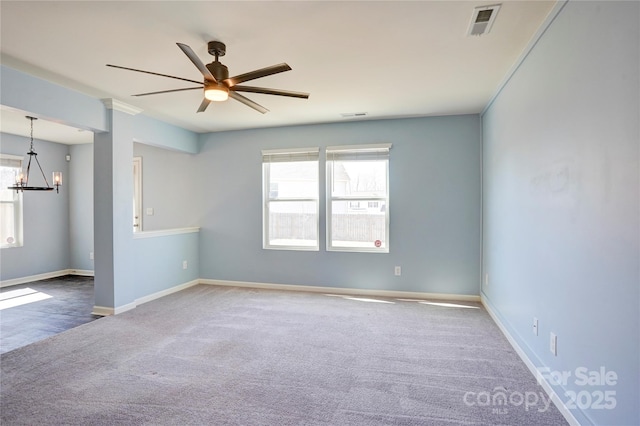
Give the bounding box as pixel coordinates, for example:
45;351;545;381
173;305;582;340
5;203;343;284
106;41;309;114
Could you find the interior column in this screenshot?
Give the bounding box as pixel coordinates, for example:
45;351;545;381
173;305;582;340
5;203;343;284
92;99;141;314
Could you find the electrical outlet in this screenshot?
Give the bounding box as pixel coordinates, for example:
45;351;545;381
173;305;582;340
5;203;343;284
182;260;188;270
550;332;557;356
394;266;401;276
89;252;94;260
146;207;154;216
484;273;489;287
533;317;538;336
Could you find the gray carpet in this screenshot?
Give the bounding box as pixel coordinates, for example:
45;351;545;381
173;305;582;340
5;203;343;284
1;285;567;425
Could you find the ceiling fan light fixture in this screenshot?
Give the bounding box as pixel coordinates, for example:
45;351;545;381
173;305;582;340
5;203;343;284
108;41;309;113
205;84;229;102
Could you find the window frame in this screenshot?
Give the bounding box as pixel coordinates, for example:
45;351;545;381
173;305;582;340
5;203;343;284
262;147;320;251
0;154;24;249
326;143;391;253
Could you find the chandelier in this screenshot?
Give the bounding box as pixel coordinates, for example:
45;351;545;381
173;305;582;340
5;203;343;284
7;116;62;193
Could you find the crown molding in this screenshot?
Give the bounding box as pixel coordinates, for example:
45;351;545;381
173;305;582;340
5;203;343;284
101;98;143;115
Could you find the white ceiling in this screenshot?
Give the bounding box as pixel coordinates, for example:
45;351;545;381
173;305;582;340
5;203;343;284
0;1;556;145
1;106;94;145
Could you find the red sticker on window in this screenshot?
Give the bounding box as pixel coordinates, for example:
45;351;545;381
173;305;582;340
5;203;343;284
374;240;382;248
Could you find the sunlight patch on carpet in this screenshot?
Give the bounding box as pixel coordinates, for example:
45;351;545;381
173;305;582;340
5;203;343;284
0;288;52;310
324;294;395;304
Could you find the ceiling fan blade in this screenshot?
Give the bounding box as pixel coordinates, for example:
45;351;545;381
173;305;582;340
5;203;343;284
106;64;202;85
225;63;291;87
228;92;269;114
197;98;211;113
231;85;309;99
176;43;216;82
132;86;203;97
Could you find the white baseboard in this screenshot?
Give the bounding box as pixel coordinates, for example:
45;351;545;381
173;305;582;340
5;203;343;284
93;302;136;316
481;293;580;426
3;273;479;304
200;279;481;302
135;279;200;306
1;269;72;288
92;279;200;316
1;269;95;288
91;305;115;316
113;301;137;315
68;269;94;277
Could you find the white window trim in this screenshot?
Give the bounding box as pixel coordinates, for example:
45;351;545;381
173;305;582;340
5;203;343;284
326;143;392;154
1;154;24;249
262;147;320;251
326;143;391;253
0;154;24;165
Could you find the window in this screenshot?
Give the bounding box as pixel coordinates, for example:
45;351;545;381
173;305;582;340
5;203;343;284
0;155;24;248
263;148;319;250
326;144;391;252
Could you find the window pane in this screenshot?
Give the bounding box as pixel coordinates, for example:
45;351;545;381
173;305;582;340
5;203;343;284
0;189;15;202
0;166;20;201
269;161;317;199
268;200;317;247
331;160;387;197
263;150;319;251
0;203;16;245
327;147;390;253
0;161;21;247
330;200;387;249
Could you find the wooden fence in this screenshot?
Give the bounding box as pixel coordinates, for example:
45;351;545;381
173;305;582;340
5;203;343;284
270;213;385;242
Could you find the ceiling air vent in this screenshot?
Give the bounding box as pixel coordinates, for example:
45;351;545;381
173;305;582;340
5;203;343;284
468;4;501;36
340;112;368;118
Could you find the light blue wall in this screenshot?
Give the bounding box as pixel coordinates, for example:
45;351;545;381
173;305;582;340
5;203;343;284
132;232;199;299
196;115;482;295
133;142;199;231
0;133;70;280
134;114;199;154
482;2;639;425
68;141;195;271
0;65;107;133
69;143;94;271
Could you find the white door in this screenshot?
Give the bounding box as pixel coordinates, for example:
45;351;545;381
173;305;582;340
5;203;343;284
133;157;142;232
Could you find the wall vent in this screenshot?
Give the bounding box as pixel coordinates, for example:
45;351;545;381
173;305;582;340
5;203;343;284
468;4;501;36
340;112;368;118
